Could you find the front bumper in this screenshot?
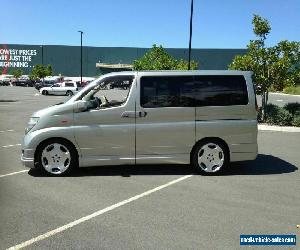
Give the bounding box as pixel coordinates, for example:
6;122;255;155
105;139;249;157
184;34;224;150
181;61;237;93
21;148;35;168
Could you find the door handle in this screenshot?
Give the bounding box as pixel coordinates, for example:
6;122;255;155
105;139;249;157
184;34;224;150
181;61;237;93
138;111;147;117
121;111;148;118
121;111;137;118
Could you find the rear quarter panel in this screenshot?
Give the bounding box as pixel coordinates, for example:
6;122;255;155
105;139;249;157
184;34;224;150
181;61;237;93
195;72;258;161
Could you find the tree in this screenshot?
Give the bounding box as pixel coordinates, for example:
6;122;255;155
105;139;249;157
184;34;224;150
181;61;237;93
271;40;300;89
11;69;23;80
45;64;53;76
176;59;198;70
29;64;53;80
133;44;198;70
229;15;300;120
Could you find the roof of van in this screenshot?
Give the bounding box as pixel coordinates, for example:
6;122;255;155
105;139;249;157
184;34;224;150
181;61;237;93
105;70;253;77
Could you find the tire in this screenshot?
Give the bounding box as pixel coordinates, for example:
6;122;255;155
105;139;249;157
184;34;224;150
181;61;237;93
192;139;229;175
66;90;73;96
42;90;48;95
35;139;78;176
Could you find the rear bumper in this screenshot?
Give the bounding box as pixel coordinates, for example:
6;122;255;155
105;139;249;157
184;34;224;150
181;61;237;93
230;143;258;162
230;152;257;162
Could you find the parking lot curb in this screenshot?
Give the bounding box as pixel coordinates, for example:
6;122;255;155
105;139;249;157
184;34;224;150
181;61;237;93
269;92;300;97
258;124;300;132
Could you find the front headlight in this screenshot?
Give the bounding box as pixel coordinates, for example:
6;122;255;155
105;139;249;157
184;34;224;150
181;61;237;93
25;117;39;134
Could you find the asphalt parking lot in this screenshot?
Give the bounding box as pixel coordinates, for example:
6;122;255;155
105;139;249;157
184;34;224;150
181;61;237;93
0;86;299;249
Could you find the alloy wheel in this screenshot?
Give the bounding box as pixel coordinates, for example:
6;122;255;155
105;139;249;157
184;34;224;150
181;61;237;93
197;143;225;173
41;143;71;175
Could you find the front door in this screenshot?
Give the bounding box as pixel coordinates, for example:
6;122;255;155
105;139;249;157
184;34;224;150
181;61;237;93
73;75;136;166
135;75;195;165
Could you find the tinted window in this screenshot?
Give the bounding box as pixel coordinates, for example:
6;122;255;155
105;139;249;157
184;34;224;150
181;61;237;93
140;76;194;108
194;75;248;106
65;82;74;87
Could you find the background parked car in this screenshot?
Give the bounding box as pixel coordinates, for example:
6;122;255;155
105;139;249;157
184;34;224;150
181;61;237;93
80;80;93;87
35;76;64;90
40;81;82;96
35;80;57;90
109;79;131;89
15;76;35;87
0;75;16;86
0;79;10;86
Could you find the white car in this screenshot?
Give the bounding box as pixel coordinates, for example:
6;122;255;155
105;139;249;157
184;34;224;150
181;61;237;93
40;82;82;96
0;75;16;86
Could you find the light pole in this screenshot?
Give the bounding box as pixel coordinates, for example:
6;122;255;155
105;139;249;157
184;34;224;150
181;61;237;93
78;31;83;84
188;0;194;70
40;45;44;66
40;45;44;82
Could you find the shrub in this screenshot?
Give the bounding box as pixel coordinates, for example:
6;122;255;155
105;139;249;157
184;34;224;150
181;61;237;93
258;103;300;127
264;104;293;126
283;102;300;116
291;115;300;127
257;107;263;122
283;86;300;95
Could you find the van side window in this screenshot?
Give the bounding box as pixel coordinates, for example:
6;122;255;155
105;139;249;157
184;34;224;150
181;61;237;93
140;76;194;108
82;75;134;110
194;75;248;106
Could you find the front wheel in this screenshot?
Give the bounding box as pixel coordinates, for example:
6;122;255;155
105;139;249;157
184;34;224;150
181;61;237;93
42;90;48;95
36;139;78;176
192;139;229;174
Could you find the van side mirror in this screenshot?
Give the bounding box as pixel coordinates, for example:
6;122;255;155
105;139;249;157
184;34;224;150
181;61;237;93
74;100;88;112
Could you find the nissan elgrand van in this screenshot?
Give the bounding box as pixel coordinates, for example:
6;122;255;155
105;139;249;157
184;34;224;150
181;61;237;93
21;70;258;176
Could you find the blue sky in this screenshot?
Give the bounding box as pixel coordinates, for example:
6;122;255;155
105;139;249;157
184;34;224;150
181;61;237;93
1;0;299;48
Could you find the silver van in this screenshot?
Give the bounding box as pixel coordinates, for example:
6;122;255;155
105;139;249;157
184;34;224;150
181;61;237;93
21;70;258;176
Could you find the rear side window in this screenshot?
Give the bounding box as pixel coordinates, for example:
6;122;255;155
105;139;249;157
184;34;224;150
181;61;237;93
140;76;194;108
140;75;248;108
65;82;74;87
194;75;248;106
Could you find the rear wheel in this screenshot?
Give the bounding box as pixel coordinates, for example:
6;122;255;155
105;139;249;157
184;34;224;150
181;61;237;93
192;139;229;174
42;90;48;95
36;139;78;176
66;90;73;96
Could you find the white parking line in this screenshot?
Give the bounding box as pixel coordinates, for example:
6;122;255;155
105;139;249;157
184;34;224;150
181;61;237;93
276;99;284;102
0;170;29;178
7;174;193;250
0;129;15;133
2;144;21;148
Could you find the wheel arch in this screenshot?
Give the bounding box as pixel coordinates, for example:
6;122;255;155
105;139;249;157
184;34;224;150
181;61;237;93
190;137;230;164
66;90;73;95
34;137;79;166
